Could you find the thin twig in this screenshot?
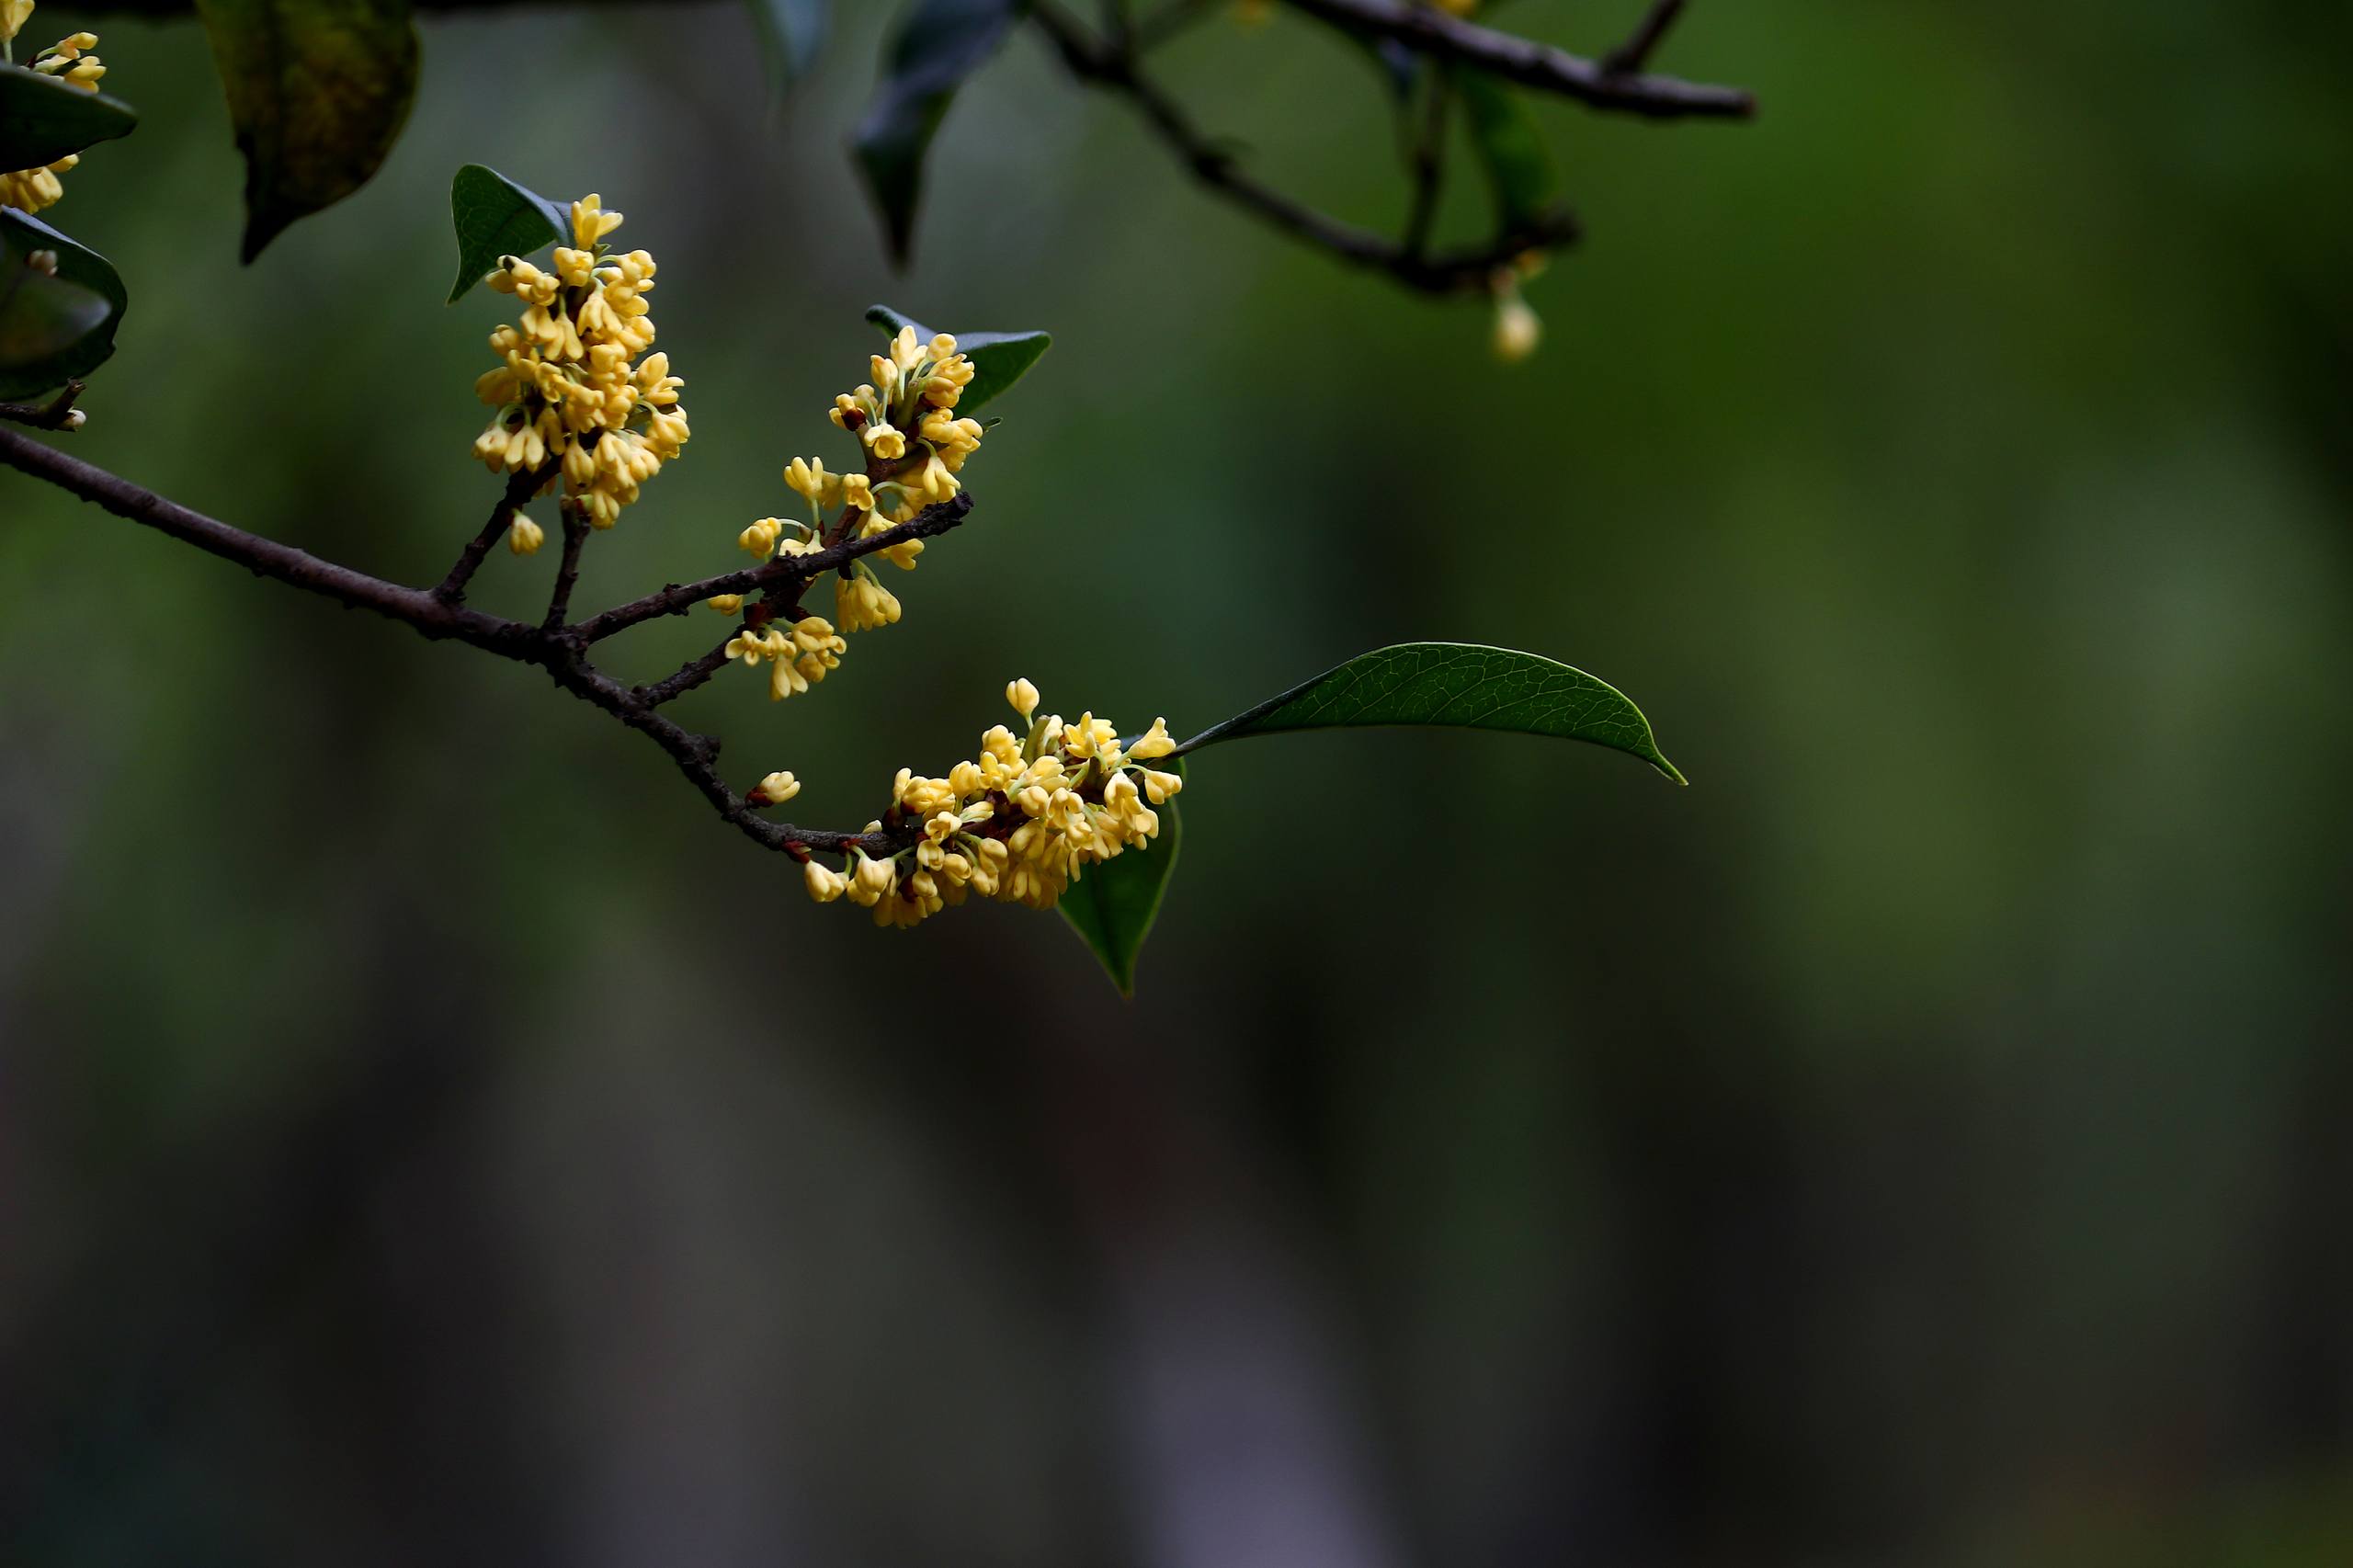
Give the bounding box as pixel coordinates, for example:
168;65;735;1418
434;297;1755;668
570;492;976;644
1029;1;1579;294
1603;0;1688;76
636;637;737;708
0;426;904;859
0;381;85;432
541;505;589;629
1277;0;1752;119
1401;71;1452;259
434;463;545;604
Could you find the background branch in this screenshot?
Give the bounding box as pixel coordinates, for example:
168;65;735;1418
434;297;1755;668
1276;0;1754;119
1030;1;1580;294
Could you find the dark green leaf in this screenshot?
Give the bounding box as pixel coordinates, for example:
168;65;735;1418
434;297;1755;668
851;0;1026;266
446;164;568;303
1176;642;1686;783
1058;756;1184;996
1455;69;1559;231
747;0;832;96
193;0;420;263
864;303;1050;414
0;209;127;397
0;62;137;171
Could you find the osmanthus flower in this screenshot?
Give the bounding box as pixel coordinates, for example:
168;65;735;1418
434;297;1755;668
725;616;847;703
791;679;1184;929
1;3;110;215
469;195;688;528
713;325;989;694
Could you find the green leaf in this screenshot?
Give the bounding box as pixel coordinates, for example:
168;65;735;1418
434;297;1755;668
1057;756;1184;996
1455;69;1559;232
0;62;137;171
864;303;1050;414
851;0;1026;266
747;0;832;96
446;164;568;304
1176;642;1686;783
192;0;421;263
0;209;127;397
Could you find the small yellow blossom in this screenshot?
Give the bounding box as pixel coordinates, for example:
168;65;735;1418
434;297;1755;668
469;192;688;528
804;682;1184;926
804;860;847;903
835;570;902;633
739;517;783;558
754;770;801;805
1491;273;1541;363
3;6;112;215
711;325;991;698
707;593;745;615
506;513;544;555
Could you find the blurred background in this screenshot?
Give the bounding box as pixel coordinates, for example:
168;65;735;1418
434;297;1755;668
4;0;2351;1562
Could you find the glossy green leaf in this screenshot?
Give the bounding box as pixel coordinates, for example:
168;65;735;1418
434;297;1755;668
1456;69;1559;231
851;0;1026;266
1058;756;1184;996
1176;642;1686;783
0;209;127;397
446;164;568;303
865;304;1050;414
193;0;420;262
747;0;832;95
0;62;137;171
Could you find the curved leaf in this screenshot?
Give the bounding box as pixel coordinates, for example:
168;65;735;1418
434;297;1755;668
447;164;567;303
0;62;137;170
748;0;832;96
0;209;126;397
851;0;1026;266
1176;642;1686;783
865;303;1049;414
1456;69;1559;231
1058;756;1183;996
194;0;420;263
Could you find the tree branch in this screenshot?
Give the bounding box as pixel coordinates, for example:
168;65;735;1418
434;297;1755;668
0;426;904;859
1603;0;1688;77
1400;70;1452;260
569;491;976;644
541;505;589;629
1029;0;1579;295
635;636;738;709
0;381;85;432
435;463;544;604
1277;0;1753;119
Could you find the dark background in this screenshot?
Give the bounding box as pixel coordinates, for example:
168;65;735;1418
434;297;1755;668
4;0;2351;1562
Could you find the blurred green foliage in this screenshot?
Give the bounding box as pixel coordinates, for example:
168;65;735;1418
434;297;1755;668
1;0;2348;1563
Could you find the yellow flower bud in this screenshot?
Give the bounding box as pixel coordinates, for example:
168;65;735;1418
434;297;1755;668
804;860;847;903
506;514;544;555
707;594;745;615
754;770;801;805
1492;281;1541;363
1007;678;1040;721
738;517;782;557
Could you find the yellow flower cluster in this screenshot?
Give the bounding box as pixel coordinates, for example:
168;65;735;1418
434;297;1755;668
794;678;1184;929
2;4;108;216
724;614;847;702
470;195;688;528
722;326;985;648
